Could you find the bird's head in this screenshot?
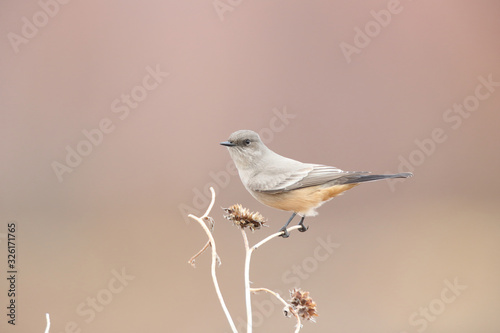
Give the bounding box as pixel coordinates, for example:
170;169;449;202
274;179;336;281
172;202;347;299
220;130;269;170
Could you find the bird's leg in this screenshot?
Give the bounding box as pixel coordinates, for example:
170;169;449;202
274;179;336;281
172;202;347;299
297;216;309;232
279;212;297;238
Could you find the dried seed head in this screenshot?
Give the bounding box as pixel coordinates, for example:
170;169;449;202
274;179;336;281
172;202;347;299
223;204;267;231
289;288;318;322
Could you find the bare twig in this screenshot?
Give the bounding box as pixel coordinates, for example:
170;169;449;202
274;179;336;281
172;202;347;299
252;225;302;251
242;225;303;333
188;187;237;333
241;230;252;333
45;313;50;333
188;240;210;267
188;217;220;267
250;288;302;333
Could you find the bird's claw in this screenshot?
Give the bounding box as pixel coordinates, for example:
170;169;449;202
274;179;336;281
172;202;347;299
298;224;309;232
279;228;290;238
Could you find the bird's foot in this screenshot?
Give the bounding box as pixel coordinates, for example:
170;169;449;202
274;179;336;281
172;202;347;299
298;224;309;232
278;212;297;238
279;227;290;238
297;216;308;232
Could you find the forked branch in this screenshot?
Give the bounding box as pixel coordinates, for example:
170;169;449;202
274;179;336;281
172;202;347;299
241;225;303;333
250;288;301;333
188;187;237;333
189;189;318;333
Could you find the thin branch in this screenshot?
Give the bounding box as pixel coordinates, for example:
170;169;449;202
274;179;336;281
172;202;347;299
188;240;210;267
202;188;216;219
188;216;219;267
242;224;303;333
45;313;50;333
250;288;302;333
188;187;237;333
251;225;302;252
241;230;252;333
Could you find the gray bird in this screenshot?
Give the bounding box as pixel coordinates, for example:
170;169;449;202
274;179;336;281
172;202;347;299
221;130;412;237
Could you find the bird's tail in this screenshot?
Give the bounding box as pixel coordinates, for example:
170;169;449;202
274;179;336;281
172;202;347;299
340;172;413;185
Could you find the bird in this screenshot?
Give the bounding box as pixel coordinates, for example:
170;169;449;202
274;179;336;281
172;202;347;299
220;130;412;237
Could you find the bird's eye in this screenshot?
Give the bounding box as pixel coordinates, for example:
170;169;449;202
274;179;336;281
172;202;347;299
244;139;251;145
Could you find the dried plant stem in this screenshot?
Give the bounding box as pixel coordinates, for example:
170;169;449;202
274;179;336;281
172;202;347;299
45;313;50;333
188;187;237;333
241;230;251;333
250;288;302;333
188;217;217;267
188;240;210;267
242;225;303;333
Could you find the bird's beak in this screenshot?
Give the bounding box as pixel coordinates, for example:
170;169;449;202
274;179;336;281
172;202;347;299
220;141;236;147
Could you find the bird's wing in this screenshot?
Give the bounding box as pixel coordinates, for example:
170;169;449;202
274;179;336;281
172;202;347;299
248;164;365;193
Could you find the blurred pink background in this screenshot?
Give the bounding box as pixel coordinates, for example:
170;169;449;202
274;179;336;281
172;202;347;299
1;1;499;332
